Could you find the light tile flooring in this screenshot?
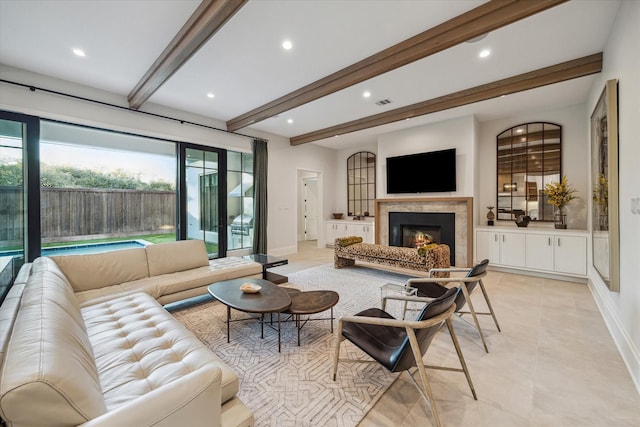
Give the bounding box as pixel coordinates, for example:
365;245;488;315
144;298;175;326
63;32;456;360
272;240;640;427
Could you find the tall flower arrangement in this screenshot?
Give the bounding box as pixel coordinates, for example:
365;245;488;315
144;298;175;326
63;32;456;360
592;173;608;210
543;176;578;212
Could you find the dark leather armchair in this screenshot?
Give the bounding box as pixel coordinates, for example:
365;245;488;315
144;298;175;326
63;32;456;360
332;286;476;427
406;259;500;353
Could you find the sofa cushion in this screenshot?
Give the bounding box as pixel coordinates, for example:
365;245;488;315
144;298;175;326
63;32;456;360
0;267;107;426
145;240;210;277
82;292;240;407
50;248;149;292
338;242;426;264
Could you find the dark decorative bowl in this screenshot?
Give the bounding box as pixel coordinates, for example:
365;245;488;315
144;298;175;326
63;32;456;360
515;215;532;227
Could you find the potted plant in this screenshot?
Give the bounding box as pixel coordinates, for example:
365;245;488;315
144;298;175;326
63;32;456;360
543;176;578;229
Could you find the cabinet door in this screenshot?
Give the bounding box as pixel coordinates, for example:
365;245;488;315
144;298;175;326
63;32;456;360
363;224;374;243
525;234;554;271
476;231;500;265
335;223;350;238
554;235;586;275
499;232;525;267
325;222;337;246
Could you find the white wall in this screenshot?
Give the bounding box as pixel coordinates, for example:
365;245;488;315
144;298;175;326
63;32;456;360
377;115;477;199
267;137;336;255
477;104;589;230
585;0;640;393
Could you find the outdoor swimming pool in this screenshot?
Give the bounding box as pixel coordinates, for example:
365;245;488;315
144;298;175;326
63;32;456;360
1;240;152;258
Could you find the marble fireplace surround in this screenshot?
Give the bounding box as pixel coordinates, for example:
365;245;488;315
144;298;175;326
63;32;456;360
374;197;473;267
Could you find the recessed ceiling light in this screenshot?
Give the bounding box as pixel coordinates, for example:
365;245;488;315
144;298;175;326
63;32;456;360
479;49;491;58
72;48;86;57
287;118;293;124
466;33;489;43
206;92;215;99
515;129;523;133
363;91;371;98
282;40;293;50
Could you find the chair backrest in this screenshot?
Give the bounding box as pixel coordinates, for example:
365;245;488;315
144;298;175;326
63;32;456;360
392;286;459;372
452;259;489;311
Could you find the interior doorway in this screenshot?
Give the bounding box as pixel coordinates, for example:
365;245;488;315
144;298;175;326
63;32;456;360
296;169;321;246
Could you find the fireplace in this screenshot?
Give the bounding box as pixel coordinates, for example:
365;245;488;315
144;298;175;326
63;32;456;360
389;212;456;266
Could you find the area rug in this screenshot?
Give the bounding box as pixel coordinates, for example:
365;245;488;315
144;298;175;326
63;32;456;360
171;264;414;427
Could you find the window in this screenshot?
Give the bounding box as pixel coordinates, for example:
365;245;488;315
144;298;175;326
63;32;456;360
227;151;254;250
497;122;561;221
347;151;375;217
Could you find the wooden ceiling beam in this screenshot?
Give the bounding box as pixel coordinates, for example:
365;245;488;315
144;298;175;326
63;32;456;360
226;0;568;132
128;0;247;110
290;53;602;146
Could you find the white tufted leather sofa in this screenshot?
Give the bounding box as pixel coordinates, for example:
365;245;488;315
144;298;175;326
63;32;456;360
0;240;259;427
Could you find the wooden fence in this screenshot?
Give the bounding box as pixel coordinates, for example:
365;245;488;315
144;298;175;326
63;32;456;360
0;187;176;244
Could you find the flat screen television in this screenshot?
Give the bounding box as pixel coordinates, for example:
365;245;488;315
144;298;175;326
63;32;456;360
386;148;456;193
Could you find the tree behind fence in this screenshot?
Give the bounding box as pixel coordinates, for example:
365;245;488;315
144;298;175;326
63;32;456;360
1;187;176;244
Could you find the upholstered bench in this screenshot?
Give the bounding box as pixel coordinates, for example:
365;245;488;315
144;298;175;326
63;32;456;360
334;236;450;275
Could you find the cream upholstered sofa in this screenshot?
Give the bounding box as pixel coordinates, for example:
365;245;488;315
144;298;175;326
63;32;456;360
0;240;261;427
334;236;451;275
48;239;262;305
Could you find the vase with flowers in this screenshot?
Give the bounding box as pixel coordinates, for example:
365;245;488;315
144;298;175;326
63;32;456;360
543;176;578;229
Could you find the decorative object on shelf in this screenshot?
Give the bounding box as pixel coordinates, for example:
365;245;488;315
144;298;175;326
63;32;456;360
515;215;531;228
331;213;343;219
543;176;578;229
486;206;495;226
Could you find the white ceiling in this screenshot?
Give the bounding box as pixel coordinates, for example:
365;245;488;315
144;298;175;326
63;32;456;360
0;0;621;150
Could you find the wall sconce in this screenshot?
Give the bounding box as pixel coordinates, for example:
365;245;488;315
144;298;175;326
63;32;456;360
503;183;517;192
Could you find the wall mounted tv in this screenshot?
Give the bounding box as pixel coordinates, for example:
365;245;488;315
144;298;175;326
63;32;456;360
386;148;456;193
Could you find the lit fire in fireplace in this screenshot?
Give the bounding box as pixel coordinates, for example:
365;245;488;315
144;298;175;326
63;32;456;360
412;231;434;248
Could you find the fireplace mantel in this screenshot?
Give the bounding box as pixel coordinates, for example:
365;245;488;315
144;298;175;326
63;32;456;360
374;197;473;267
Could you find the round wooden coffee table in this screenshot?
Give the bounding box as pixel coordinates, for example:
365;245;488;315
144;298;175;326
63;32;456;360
208;278;291;352
284;290;339;346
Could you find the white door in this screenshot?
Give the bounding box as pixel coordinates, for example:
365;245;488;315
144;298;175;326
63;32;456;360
303;177;318;240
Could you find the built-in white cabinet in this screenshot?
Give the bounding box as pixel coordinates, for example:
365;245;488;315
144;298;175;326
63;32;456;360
325;220;374;246
476;230;525;268
476;227;587;278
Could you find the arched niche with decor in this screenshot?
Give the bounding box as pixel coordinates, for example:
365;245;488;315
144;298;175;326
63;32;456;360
347;151;376;217
496;122;561;222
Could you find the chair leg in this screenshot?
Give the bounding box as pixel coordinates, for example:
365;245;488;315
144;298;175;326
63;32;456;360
332;321;344;381
460;284;489;353
446;318;477;400
406;327;443;427
478;279;501;332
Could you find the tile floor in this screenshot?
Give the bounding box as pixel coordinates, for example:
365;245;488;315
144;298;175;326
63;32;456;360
272;240;640;427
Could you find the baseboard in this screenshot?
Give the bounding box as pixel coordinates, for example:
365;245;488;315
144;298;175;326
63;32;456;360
486;265;587;284
588;278;640;395
268;245;298;257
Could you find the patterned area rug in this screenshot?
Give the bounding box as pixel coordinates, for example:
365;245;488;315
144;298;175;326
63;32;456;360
171;264;414;427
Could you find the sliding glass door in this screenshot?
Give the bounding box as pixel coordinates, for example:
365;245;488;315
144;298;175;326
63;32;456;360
0;111;40;301
182;146;225;257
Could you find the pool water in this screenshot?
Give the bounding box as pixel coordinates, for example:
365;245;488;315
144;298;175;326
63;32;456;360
1;240;151;258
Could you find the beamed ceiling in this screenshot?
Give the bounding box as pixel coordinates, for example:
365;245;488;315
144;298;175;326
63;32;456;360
0;0;621;150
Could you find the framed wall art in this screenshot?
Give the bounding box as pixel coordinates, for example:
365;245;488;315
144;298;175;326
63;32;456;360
590;79;619;292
